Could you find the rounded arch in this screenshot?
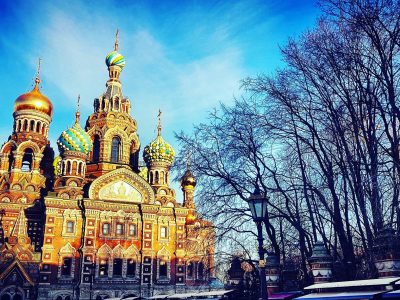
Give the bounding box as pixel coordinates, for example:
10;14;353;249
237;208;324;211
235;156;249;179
17;141;41;154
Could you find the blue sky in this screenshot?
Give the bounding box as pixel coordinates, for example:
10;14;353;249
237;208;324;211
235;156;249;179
0;0;320;196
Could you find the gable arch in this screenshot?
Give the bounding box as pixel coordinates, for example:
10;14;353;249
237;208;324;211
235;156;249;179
88;167;155;204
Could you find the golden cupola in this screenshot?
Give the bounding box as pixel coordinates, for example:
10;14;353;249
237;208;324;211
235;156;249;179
14;77;53;118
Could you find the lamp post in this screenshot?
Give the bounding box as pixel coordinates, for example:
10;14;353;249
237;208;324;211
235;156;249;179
247;187;268;300
89;262;95;300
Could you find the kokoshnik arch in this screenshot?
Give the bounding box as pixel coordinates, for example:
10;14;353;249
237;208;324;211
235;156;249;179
0;33;215;300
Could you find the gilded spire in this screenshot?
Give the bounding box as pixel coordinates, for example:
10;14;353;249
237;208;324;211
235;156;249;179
34;58;41;90
157;109;162;136
75;94;81;123
114;29;119;51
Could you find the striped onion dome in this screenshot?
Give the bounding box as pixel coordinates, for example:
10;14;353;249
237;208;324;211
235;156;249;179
105;50;125;69
57;122;92;155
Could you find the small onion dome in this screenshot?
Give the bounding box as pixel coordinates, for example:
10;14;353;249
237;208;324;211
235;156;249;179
105;50;125;69
186;210;197;225
143;135;175;165
57;122;92;155
181;169;196;187
14;78;53;117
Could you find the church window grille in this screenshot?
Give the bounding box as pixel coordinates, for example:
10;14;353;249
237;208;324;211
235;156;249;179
113;258;123;276
111;136;121;162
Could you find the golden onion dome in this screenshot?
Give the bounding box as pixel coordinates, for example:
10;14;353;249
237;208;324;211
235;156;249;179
186;210;197;225
181;169;196;187
14;78;53;117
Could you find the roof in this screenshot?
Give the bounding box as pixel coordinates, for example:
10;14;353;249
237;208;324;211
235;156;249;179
305;278;400;290
195;290;235;297
167;293;197;299
147;295;170;299
296;291;384;300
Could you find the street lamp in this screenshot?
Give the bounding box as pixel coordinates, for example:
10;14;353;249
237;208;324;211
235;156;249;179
246;187;268;300
89;262;95;300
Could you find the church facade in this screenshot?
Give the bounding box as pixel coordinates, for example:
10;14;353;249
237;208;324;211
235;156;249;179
0;35;215;300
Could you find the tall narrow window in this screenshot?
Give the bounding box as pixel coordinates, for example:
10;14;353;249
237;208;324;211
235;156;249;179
99;259;109;276
198;262;204;279
102;223;110;235
187;262;193;278
93;135;100;162
160;226;168;239
113;258;123;276
8;150;15;172
159;260;168;277
62;257;72;276
116;223;124;235
127;259;136;277
129;224;137;237
66;221;74;233
21;148;33;172
111;137;121;162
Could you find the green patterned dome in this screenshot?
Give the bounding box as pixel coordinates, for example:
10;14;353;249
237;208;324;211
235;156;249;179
143;135;175;165
57;122;92;155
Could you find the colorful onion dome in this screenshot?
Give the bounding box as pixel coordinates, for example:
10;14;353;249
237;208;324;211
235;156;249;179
14;78;53;117
181;169;196;187
105;51;125;69
57;122;92;155
143;134;175;165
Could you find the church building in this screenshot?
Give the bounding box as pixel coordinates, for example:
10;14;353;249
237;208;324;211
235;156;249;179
0;34;215;300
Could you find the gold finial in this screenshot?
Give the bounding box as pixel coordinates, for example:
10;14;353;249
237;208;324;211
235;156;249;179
34;58;41;89
114;29;119;51
75;94;81;123
157;109;162;136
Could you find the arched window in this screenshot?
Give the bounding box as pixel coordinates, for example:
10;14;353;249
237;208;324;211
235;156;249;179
21;148;34;172
149;171;154;184
111;137;121;163
36;121;41;133
23;120;28;131
30;120;35;131
93;135;100;162
66;160;72;175
77;162;82;175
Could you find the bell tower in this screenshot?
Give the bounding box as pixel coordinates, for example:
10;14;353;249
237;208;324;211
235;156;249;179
86;31;140;178
0;60;54;204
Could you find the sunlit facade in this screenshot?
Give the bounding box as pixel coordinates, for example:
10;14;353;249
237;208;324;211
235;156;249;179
0;35;215;300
